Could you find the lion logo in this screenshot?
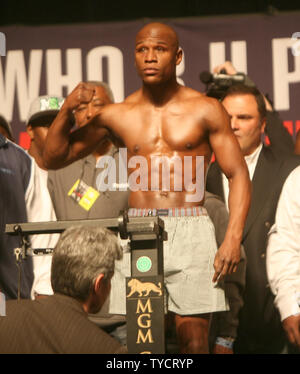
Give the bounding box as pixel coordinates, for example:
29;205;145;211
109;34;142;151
127;278;162;298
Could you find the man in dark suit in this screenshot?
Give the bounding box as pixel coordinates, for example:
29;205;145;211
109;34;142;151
0;226;127;354
0;133;34;300
206;83;300;353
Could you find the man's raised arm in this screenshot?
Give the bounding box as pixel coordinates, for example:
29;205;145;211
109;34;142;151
207;98;251;281
43;83;109;169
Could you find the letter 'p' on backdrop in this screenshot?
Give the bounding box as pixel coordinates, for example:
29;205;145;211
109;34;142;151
0;12;300;146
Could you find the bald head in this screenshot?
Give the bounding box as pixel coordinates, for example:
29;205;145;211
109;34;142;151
134;22;182;86
136;22;179;51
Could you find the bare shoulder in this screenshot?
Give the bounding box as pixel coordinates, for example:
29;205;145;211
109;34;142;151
95;92;140;135
101;90;141;119
177;86;229;130
177;85;220;109
195;95;230;132
176;85;203;100
99;100;131;124
203;96;229;128
124;89;142;104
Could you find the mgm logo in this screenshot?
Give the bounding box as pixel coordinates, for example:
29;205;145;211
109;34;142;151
126;276;165;353
127;278;162;298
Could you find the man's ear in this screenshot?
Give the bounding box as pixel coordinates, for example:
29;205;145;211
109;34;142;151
260;118;266;134
26;124;34;140
93;273;105;294
176;48;183;66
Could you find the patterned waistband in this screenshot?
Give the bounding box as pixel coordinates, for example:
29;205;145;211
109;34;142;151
128;207;207;217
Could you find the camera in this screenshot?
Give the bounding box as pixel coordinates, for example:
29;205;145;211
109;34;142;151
199;70;256;100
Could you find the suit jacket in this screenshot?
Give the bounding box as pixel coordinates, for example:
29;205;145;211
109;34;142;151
206;146;300;353
204;192;247;350
0;134;33;300
0;293;127;354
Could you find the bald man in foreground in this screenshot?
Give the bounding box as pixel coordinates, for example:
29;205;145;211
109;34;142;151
44;22;251;353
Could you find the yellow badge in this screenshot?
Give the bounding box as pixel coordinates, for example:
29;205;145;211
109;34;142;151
68;179;100;211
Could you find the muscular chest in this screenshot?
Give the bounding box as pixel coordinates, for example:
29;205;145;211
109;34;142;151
119;106;205;154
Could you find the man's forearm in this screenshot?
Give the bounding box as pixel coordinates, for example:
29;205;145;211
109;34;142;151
43;106;74;169
212;168;250;280
225;169;251;245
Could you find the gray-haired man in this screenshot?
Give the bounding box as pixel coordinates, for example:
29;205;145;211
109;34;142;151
0;226;127;354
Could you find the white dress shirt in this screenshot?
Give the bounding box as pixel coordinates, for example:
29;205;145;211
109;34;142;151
266;165;300;321
26;158;59;298
222;143;263;210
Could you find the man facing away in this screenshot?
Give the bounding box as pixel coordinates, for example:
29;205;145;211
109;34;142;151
43;22;251;353
0;226;126;354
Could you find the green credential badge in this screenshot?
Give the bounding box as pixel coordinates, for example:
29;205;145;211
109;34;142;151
49;97;60;109
136;256;152;273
